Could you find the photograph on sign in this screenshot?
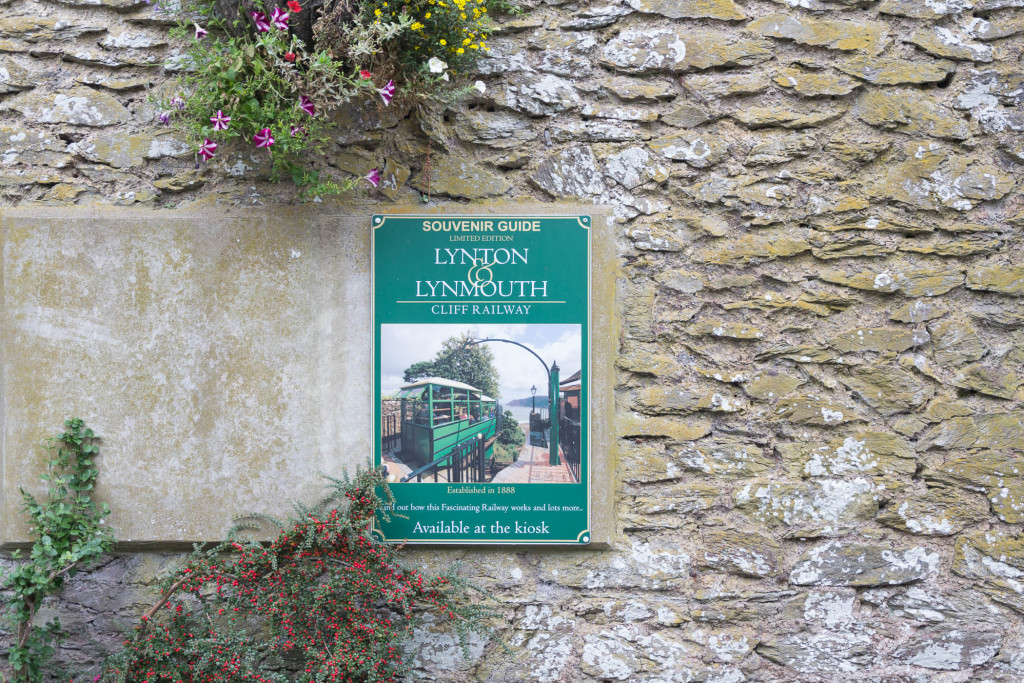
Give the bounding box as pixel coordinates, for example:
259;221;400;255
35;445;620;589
372;214;591;544
380;323;582;485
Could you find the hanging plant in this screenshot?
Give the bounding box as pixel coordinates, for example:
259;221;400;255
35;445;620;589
156;0;517;198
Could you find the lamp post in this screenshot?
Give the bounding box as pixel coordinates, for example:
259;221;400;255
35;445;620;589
531;384;537;414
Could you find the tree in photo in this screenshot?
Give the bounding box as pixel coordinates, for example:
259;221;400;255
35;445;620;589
403;332;500;398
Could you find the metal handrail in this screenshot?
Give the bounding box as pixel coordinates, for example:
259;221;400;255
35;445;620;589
400;432;484;483
560;416;581;484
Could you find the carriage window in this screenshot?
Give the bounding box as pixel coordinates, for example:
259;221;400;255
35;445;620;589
404;399;429;426
432;386;452;401
453;388;468;401
470;402;482;421
432;401;452;425
397;386;426;400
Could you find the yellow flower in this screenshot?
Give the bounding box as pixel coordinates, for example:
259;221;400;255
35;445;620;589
463;37;471;44
439;38;446;45
457;47;464;53
411;21;423;29
470;43;478;49
425;11;431;17
460;12;466;18
374;8;381;15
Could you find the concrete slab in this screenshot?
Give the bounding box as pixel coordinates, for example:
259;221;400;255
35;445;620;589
1;204;617;546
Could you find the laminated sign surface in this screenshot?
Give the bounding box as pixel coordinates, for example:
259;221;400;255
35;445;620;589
372;214;591;544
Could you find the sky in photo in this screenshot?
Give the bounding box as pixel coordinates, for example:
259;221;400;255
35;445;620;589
380;323;582;401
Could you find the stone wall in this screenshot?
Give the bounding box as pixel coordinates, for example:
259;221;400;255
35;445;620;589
2;0;1024;678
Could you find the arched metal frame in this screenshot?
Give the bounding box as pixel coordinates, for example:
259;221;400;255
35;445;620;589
463;337;561;467
462;337;551;380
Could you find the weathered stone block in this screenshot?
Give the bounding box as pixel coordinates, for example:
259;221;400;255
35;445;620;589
684;72;770;99
734;479;880;526
840;365;934;415
774;66;861;97
1;86;130;127
892;628;1002;670
410;155;511;199
731;105;846;129
675;438;773;478
928;317;987;366
908;27;993;62
531;145;604;198
919;413;1024;454
866;142;1013;211
856;90;972;140
782;431;916;479
0;16;106;41
836;55;957;85
790;541;940;586
600;29;772;74
749;14;889;54
877;486;989;535
967;264;1024;295
699;529;780;578
746;134;817;165
757;631;873;675
626;0;746;20
648;132;728;168
924;451;1024;522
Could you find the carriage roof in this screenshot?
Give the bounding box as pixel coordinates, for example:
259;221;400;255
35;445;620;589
398;377;495;401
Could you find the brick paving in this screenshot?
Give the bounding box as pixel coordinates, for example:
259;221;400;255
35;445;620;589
490;443;575;484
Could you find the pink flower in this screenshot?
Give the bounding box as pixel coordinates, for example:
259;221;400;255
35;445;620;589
251;11;270;31
359;70;372;79
289;124;306;137
270;7;289;29
198;138;217;161
253;128;275;148
287;0;302;12
284;51;296;62
210;110;230;131
378;80;395;106
157;110;171;125
299;95;315;116
365;169;382;187
194;23;207;39
171;96;185;110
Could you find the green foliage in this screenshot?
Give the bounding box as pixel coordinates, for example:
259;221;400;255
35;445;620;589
101;469;497;682
492;441;518;465
2;419;113;683
496;410;525;450
355;0;493;75
403;332;500;398
161;0;394;194
159;0;520;194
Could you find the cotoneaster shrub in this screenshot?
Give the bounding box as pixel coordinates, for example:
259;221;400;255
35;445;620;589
100;469;496;683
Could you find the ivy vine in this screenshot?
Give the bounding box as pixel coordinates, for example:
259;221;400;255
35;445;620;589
2;418;114;683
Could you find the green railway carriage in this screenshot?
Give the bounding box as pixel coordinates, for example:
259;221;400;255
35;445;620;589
395;377;498;469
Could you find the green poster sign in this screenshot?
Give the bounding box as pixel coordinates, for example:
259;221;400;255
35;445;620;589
372;214;591;544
